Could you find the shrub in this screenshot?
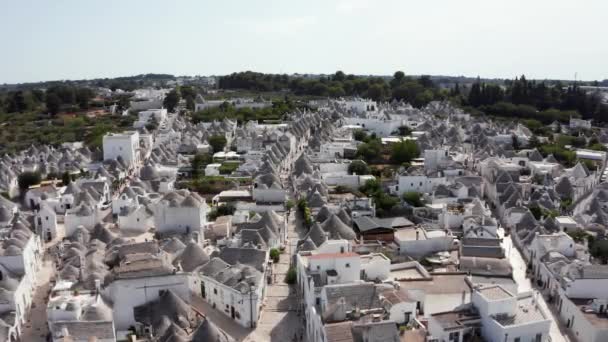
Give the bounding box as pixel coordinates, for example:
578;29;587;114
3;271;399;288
208;203;236;220
402;192;423;207
285;266;297;284
348;160;370;175
269;248;281;263
285;199;295;211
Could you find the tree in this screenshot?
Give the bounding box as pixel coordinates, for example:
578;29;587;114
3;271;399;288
180;86;197;111
208;203;236;220
75;88;94;110
163;89;180;112
348;160;370;175
529;206;543;220
191;153;211;178
397;126;411;136
208;135;227;153
353;130;367;141
366;83;386;102
528;135;540;148
390;140;419;164
45;93;62;116
356;138;382;163
333;70;346;82
591;239;608;264
61;172;71;186
402;192;423;207
18;172;41;191
6;91;33;113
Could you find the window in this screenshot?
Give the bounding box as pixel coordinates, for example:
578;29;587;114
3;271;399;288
535;334;542;342
345;263;350;268
449;331;460;341
214;288;218;295
46;216;49;221
316;298;320;306
514;338;520;342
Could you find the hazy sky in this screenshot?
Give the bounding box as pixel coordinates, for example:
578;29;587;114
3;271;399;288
1;0;607;83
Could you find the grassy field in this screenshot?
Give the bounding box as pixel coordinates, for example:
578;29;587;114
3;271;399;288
0;111;136;153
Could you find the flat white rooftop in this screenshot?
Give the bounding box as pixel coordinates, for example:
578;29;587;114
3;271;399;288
556;216;577;225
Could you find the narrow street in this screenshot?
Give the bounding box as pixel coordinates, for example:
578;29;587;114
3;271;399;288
239;210;304;342
20;256;55;341
500;230;569;342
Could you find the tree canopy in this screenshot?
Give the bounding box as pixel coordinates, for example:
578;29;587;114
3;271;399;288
208;135;227;153
163;88;180;112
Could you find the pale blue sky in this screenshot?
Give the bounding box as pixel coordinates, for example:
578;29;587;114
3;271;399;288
1;0;607;83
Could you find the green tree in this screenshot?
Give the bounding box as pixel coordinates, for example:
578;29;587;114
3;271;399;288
397;126;412;136
390;140;419;164
402;192;423;207
191;153;211;178
366;83;386;102
18;172;41;191
353;130;368;141
45;93;62;116
528;135;540;148
348;160;370;175
208;203;236;220
333;70;346;82
75;88;94;110
6;91;33;113
591;239;608;264
163;89;180;112
589;143;608;152
61;172;71;186
208;135;227;153
356;139;382;163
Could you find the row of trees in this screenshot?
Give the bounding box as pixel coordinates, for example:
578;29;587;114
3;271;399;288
0;85;95;115
218;71;443;107
462;76;608;123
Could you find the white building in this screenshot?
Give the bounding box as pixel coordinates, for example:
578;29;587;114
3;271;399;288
0;221;43;340
133;108;167;129
102;131;141;168
197;248;269;328
64;204;99;237
35;202;58;242
154;190;208;236
394;227;453;257
473;286;551;342
570;118;592;130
